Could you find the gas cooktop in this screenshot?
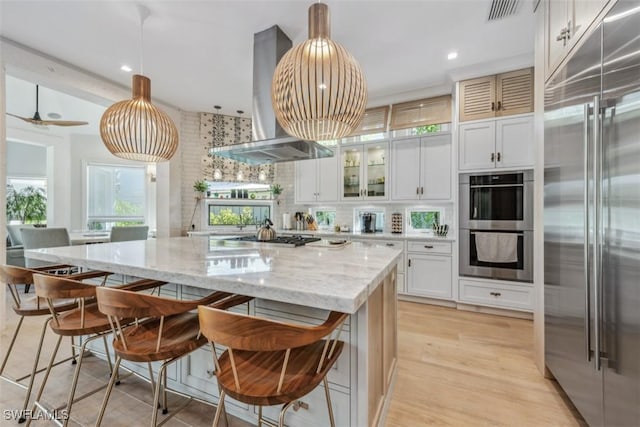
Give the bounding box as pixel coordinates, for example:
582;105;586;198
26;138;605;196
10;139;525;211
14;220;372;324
227;235;321;247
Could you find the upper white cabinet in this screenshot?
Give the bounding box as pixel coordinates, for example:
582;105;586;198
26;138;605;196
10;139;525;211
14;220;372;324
294;155;339;203
390;133;451;201
340;142;389;201
545;0;611;81
459;114;534;171
458;69;533;122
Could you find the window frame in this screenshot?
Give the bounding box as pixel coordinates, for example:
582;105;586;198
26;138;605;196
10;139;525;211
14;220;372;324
84;162;148;231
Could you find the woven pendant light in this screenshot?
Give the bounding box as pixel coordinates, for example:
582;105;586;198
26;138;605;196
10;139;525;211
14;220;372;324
100;6;178;162
271;2;367;141
100;75;178;162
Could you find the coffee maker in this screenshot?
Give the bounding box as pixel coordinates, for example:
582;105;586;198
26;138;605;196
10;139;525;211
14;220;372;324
361;213;377;233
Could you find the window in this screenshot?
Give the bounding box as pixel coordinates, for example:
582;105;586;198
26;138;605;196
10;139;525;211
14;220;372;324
406;207;444;232
208;204;270;226
87;164;146;230
312;208;336;230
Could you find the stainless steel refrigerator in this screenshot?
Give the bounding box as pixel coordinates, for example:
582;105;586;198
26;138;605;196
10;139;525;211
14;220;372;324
544;1;640;426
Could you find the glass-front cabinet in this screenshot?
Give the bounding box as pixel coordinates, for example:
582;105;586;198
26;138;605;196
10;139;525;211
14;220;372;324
340;142;389;201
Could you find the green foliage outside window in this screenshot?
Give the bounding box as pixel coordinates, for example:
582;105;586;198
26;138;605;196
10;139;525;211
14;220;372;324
410;211;440;229
6;185;47;224
210;207;255;225
315;211;336;229
414;124;441;134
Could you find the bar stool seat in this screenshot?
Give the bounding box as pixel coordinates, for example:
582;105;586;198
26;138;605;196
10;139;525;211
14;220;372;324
217;339;344;406
12;295;77;316
113;312;207;362
48;302;114;336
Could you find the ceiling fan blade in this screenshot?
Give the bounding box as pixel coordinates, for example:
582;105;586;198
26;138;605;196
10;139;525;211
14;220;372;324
40;120;89;127
6;112;36;123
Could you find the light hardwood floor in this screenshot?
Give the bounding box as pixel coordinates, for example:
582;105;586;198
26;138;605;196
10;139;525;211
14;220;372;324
1;293;582;426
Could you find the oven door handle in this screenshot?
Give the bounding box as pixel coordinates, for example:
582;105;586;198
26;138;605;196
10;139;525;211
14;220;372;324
469;184;525;188
469;231;524;236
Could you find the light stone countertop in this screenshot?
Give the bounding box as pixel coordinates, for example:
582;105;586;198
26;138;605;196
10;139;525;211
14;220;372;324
25;236;402;314
188;228;456;242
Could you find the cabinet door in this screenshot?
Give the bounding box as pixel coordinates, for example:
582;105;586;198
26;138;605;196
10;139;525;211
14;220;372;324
406;254;452;299
546;0;570;79
295;159;318;203
363;143;388;200
390;138;421;200
495;115;534;169
496;68;534;117
316;155;338;202
458;121;496;171
420;134;451;200
572;0;609;46
459;76;496;122
341;146;363;200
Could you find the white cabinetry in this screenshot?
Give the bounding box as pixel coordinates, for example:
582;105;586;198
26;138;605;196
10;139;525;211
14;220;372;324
295;156;339;203
459;278;534;312
340;142;388;201
406;241;452;300
458;114;534;171
391;133;451;201
545;0;610;80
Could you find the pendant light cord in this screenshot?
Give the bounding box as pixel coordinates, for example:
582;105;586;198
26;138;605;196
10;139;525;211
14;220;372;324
137;5;151;75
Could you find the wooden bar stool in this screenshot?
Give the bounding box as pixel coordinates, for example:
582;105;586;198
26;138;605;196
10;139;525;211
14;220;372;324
24;274;165;427
94;287;253;427
0;265;112;423
197;306;348;427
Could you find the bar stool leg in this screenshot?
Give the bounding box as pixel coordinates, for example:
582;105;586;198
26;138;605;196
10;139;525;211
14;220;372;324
18;317;50;420
162;367;168;414
217;382;230;427
95;356;121;427
323;377;336;427
151;362;169;427
62;334;103;427
25;333;63;426
70;336;77;365
0;316;24;377
278;400;296;427
212;390;226;427
257;405;263;427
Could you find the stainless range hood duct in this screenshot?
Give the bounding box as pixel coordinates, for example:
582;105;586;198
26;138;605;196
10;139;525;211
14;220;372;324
212;25;334;165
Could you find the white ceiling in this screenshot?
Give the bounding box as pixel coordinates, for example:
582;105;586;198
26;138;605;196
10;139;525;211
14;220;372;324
0;0;535;116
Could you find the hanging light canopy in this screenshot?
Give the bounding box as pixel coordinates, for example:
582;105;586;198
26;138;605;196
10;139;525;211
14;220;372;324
100;6;178;162
271;2;367;141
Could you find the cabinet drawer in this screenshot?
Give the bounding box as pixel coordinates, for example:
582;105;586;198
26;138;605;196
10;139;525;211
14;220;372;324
459;279;533;311
407;241;451;255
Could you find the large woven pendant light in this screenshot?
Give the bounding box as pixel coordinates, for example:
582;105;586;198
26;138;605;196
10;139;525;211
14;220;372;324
100;6;178;162
271;2;367;141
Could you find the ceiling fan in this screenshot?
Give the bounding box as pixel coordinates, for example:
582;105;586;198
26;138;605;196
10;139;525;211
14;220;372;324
6;84;89;127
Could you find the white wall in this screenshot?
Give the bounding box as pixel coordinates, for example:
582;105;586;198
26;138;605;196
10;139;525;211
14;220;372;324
6;141;47;177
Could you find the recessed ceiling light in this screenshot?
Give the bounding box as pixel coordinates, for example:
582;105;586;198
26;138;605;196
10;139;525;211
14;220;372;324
447;51;458;60
120;65;132;72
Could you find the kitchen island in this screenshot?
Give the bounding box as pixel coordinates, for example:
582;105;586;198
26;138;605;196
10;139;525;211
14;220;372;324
26;236;401;427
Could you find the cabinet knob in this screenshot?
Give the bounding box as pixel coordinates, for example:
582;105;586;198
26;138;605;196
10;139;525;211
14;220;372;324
491;102;495;111
420;186;424;195
416;187;419;195
497;101;502;111
424;245;434;249
496;152;501;162
385;243;395;247
408;259;411;267
491;152;495;162
490;292;502;297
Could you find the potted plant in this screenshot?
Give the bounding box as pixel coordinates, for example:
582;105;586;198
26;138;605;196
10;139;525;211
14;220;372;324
270;183;283;202
6;184;47;224
193;180;208;198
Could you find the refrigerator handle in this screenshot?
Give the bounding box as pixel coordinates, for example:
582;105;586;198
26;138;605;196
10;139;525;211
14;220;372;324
583;103;592;363
593;95;602;371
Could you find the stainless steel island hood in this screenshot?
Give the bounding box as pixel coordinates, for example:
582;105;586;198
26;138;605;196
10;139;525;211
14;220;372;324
212;26;334;165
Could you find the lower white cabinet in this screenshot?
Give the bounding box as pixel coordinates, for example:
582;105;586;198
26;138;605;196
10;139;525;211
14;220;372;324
406;242;452;300
459;278;534;311
407;254;452;299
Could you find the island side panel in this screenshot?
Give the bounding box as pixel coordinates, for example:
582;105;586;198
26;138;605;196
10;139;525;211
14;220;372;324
358;266;398;427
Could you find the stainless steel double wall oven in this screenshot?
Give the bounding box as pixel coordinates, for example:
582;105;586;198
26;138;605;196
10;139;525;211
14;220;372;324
459;170;533;282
